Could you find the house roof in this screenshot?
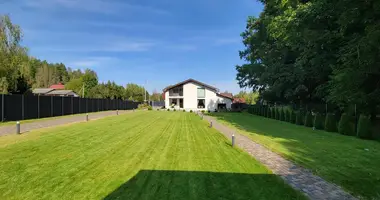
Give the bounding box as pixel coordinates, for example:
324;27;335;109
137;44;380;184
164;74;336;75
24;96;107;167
217;93;234;100
33;88;55;94
47;90;77;95
233;97;246;103
50;83;65;90
163;79;218;92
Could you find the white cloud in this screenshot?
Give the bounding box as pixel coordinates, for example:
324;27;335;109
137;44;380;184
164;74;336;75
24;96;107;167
67;56;117;68
165;44;197;51
22;0;169;15
214;38;239;46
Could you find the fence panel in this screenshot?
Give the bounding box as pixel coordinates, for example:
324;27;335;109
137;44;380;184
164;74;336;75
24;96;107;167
52;96;62;116
4;95;22;121
24;95;39;120
73;97;79;114
39;96;52;118
62;97;72;115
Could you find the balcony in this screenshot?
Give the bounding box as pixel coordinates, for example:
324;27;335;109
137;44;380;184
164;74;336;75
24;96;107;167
169;87;183;96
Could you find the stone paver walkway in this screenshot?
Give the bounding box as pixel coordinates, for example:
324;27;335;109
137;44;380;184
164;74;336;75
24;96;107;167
0;110;133;136
203;115;357;200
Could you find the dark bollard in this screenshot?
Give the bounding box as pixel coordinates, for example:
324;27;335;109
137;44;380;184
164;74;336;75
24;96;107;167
16;121;20;134
116;110;119;115
210;121;213;128
232;134;235;147
86;114;89;121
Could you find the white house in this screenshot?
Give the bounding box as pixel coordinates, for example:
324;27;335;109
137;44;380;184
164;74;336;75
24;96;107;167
163;79;233;111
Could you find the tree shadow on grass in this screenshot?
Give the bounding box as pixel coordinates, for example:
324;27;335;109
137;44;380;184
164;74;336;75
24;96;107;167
103;170;305;200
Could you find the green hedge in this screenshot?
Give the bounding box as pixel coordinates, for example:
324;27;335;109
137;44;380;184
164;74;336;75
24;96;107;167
304;112;313;127
271;108;276;119
290;110;296;124
325;113;337;132
275;108;280;120
313;113;325;130
295;111;304;125
338;113;355;136
284;110;289;122
267;108;271;118
278;109;283;121
357;114;372;139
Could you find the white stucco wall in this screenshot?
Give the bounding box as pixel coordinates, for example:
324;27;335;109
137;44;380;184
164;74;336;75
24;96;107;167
164;82;232;111
164;91;169;108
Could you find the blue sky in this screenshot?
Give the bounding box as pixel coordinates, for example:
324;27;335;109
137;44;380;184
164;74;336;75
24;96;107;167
1;0;263;94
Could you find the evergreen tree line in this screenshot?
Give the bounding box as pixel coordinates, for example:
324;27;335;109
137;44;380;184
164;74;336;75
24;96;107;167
248;105;376;140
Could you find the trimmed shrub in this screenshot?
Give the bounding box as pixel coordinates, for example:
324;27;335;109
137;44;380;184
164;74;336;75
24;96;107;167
338;113;355;135
271;108;276;119
286;110;291;122
167;108;170;111
275;108;280;120
295;111;304;125
290;110;296;124
357;114;372;139
190;110;193;113
325;113;337;132
183;109;186;112
313;113;325;130
201;110;205;113
279;109;285;121
148;106;152;110
173;109;176;111
304;112;313;127
284;109;288;122
157;108;160;111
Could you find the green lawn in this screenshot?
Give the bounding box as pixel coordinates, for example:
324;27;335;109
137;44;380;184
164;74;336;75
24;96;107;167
210;112;380;199
0;111;304;200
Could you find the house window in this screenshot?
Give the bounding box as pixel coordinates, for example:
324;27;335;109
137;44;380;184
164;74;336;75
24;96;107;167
197;99;205;109
197;88;205;98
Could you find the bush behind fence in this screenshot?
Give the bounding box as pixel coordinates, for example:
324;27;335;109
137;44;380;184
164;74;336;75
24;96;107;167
0;94;139;122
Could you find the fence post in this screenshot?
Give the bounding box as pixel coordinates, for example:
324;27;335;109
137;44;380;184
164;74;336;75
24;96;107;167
51;96;53;117
86;98;88;113
79;98;81;113
21;95;24;120
71;96;73;115
1;94;3;122
37;95;40;118
62;96;64;116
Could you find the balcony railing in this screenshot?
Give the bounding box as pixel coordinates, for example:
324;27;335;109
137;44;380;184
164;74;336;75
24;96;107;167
169;91;183;96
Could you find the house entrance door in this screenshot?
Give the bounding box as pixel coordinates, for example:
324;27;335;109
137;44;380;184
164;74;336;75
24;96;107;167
179;99;183;108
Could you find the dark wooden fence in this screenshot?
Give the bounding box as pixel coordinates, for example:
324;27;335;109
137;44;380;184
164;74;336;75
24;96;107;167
0;94;139;122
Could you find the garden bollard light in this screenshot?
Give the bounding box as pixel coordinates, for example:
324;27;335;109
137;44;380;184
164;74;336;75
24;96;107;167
210;121;213;128
16;121;20;134
116;110;119;115
86;114;89;121
232;134;235;147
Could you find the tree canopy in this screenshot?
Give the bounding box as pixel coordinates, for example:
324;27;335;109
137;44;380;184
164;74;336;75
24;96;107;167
236;0;380;115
